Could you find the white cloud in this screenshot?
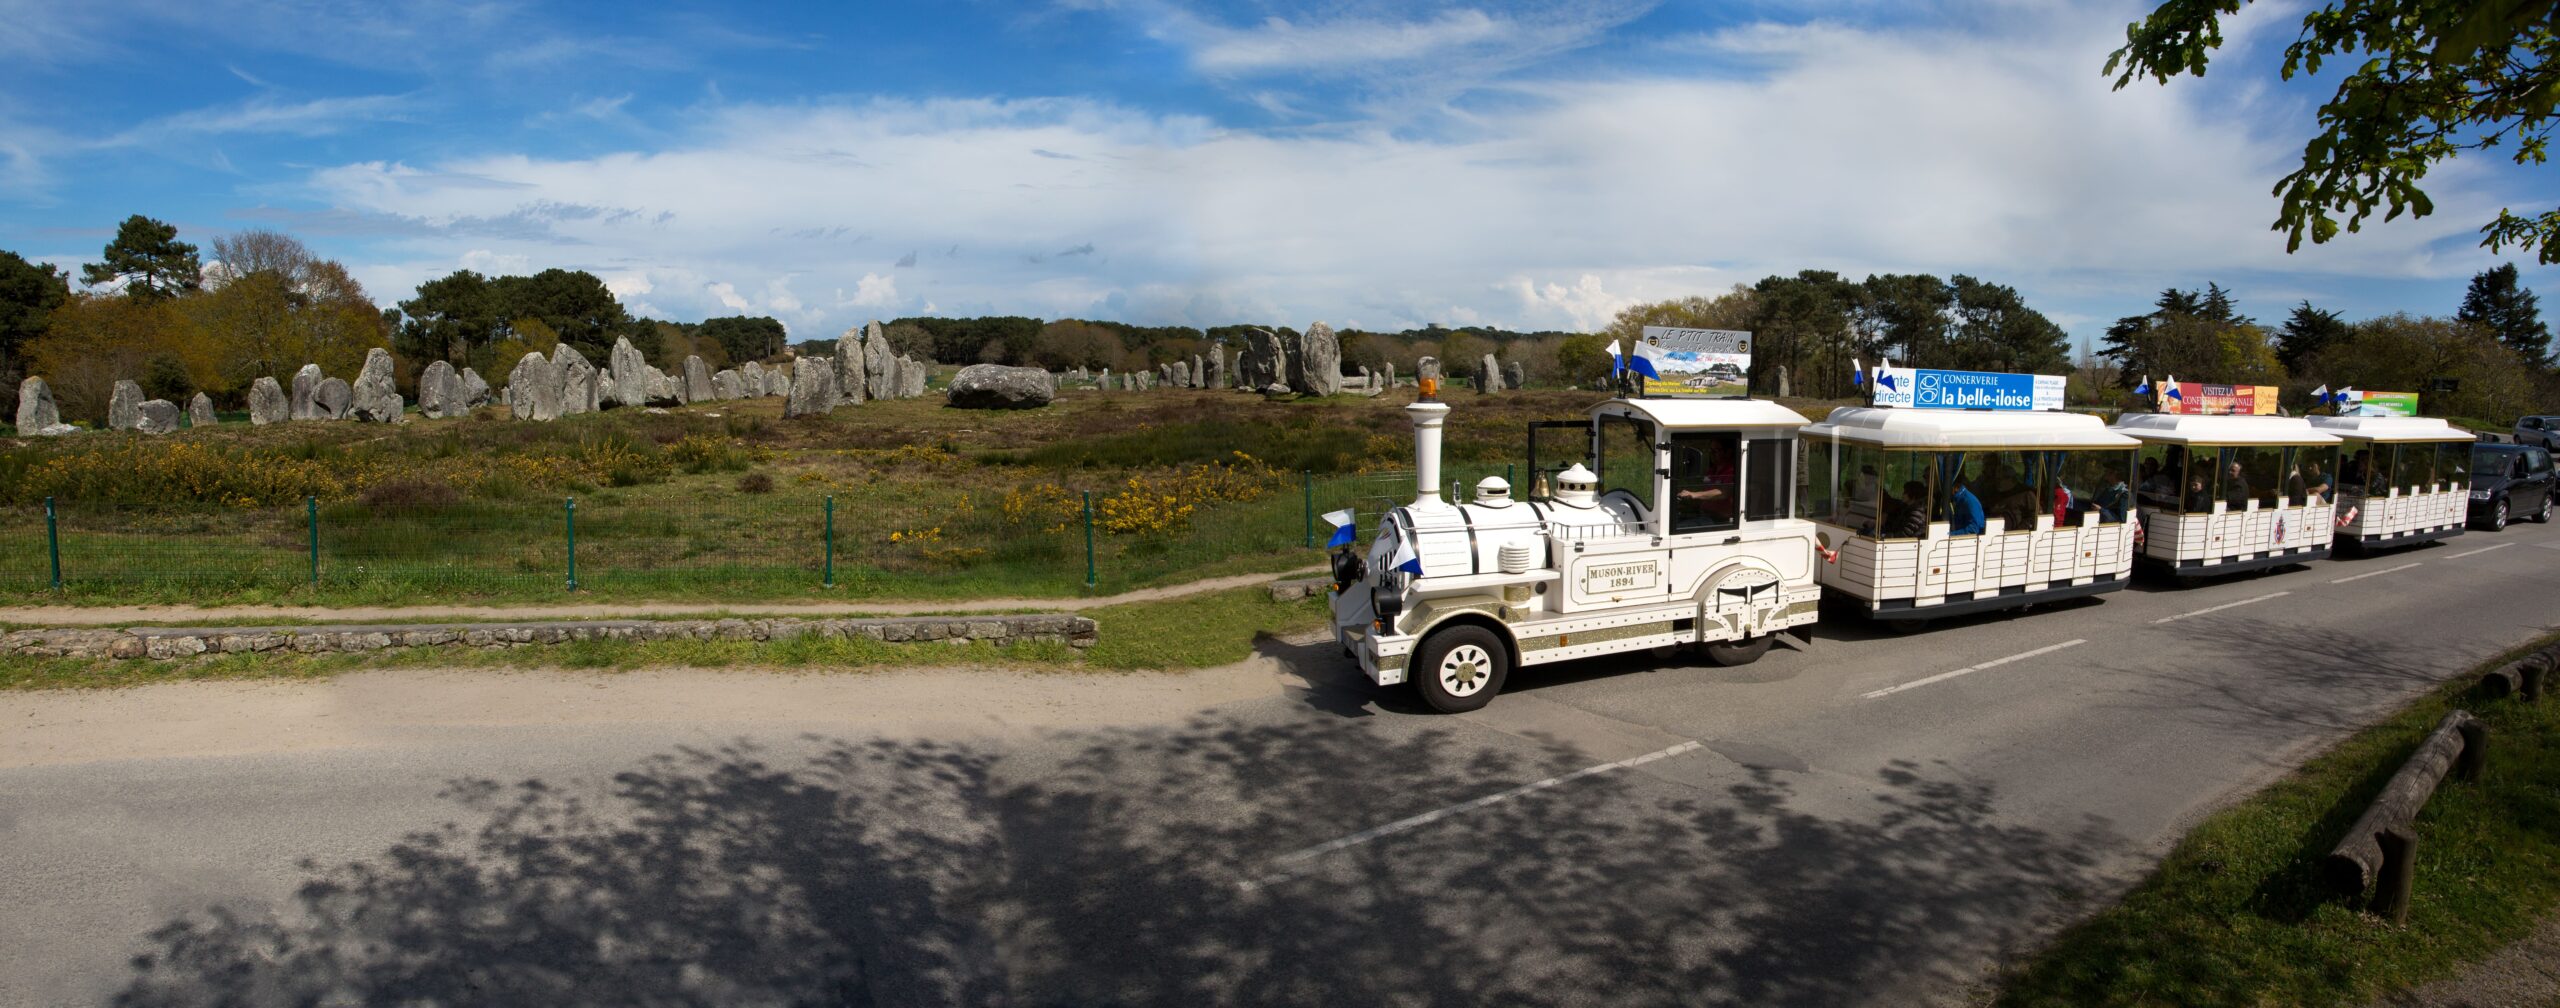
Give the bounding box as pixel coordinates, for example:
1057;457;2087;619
289;10;2530;341
1191;9;1510;73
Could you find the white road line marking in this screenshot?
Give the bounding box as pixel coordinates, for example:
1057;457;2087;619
2330;562;2422;584
1237;739;1704;891
1860;639;2088;700
2446;542;2516;559
2152;591;2291;624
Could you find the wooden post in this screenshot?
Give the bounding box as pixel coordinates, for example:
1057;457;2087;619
2454;718;2488;782
2324;710;2482;896
2479;663;2521;699
2373;826;2418;925
2526;659;2547;704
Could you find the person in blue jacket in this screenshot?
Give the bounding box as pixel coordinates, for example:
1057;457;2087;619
1947;472;1986;536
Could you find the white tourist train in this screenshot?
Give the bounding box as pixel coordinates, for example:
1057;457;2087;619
1328;380;1823;712
2306;414;2476;551
2108;412;2344;577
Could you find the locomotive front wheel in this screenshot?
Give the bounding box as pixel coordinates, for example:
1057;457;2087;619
1414;625;1510;714
1703;634;1774;667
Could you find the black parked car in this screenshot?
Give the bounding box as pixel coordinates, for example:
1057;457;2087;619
2470;442;2556;530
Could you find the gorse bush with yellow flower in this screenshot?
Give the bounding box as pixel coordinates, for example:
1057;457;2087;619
16;441;359;507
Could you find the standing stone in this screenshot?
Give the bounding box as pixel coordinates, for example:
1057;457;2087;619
187;392;216;427
646;369;681;407
831;326;867;406
1359;366;1373;391
1250;327;1289;390
109;380;144;431
1207;345;1226;390
864;322;894;401
15;376;72;434
711;369;743;400
553;343;599;415
350;347;403;422
762;366;788;397
1384;362;1396;389
417;361;459;418
1773;364;1790;398
1507;361;1526;391
135;399;181;435
1479;353;1504;394
899;356;928;398
461;368;491;408
741;361;765;398
508;351;562;421
784;356;839;418
606;336;651;408
1192;355;1205;389
681;355;714;403
945;364;1056;409
1417;356;1440;385
248;377;288;425
1293;322;1342;396
315;378;352;419
290;364;322;421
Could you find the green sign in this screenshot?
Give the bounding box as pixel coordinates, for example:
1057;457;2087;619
2353;391;2421;416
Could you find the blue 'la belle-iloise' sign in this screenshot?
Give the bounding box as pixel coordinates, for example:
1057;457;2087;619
1871;367;2065;411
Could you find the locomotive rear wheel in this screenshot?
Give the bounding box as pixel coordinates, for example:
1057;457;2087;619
1703;634;1774;667
1414;625;1510;714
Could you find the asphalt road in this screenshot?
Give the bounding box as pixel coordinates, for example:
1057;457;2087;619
4;523;2555;1007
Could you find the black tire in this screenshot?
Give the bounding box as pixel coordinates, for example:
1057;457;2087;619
1413;624;1510;714
1703;634;1774;667
2490;499;2509;531
2536;494;2553;524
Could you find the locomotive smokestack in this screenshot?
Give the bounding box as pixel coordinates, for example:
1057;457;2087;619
1409;377;1450;509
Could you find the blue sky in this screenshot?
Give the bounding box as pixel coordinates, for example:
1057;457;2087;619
2;0;2552;353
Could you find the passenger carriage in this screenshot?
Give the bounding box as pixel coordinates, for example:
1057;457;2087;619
2109;413;2344;577
2307;415;2474;550
1799;404;2140;627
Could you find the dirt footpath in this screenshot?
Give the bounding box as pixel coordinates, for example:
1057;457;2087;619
0;567;1324;628
0;643;1323;770
2372;912;2560;1008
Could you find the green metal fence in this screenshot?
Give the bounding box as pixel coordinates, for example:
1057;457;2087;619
2;469;1492;601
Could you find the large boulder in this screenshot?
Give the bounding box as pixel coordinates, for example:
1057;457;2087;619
136;399;181;435
508;352;562;421
553;344;598;415
835;325;869;405
1170;360;1190;388
290;364;322;420
784;356;838;418
350;347;403;422
864;323;894;400
1479;353;1504;394
187;392;216;427
606;336;651;408
1508;360;1526;391
645;369;681;407
740;361;765;398
1206;344;1226;389
763;364;789;396
711;369;742;400
946;364;1055;409
16;376;73;435
248;377;289;425
108;380;144;431
682;355;714;403
417;360;458;418
1250;327;1289;390
1295;322;1342;396
460;368;491;408
900;356;929;398
1417;356;1441;382
314;378;352;419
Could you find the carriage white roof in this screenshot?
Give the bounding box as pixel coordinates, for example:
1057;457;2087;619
1600;397;1811;430
2108;413;2342;446
1803;406;2138;449
2305;414;2475;443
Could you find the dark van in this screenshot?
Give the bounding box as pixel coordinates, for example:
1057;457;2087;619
2470;442;2556;529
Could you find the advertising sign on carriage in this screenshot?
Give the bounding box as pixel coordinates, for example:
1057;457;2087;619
2162;382;2279;415
1636;326;1752;398
1870;366;2065;411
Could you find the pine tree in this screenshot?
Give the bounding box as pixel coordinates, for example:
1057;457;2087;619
80;215;201;300
2276;301;2351;373
2455;263;2550;367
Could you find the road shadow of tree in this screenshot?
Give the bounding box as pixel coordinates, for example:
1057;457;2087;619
116;719;2113;1007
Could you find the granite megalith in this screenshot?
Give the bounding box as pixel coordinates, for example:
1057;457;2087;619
247;376;288;425
136;399;181;435
945;364;1055;410
508;352;562;421
15;376;73;435
290;364;322;421
350;347;404;422
109;380;144;431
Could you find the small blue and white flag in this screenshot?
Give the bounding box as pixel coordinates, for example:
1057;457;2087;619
1630;340;1669;380
2163;375;2183;404
2311;384;2330;405
1388;532;1423;576
1852;359;1866;388
2134;375;2152;395
1607;340;1625;378
1321;507;1358;549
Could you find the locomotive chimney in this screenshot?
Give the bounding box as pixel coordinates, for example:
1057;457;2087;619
1409;377;1450;509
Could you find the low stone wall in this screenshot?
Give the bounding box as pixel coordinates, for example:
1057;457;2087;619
0;614;1098;661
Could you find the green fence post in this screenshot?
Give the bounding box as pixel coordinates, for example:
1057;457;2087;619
1302;470;1314;548
823;495;836;588
564;497;579;590
1082;491;1096;588
44;497;61;591
306;496;319;587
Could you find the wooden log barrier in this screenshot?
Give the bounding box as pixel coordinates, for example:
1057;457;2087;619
2480;662;2523;699
2324;710;2487;898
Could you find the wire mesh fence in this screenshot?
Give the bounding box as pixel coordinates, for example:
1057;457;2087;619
2;469;1492;602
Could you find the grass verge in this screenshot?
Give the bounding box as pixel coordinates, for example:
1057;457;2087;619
1994;632;2560;1007
0;587;1333;690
